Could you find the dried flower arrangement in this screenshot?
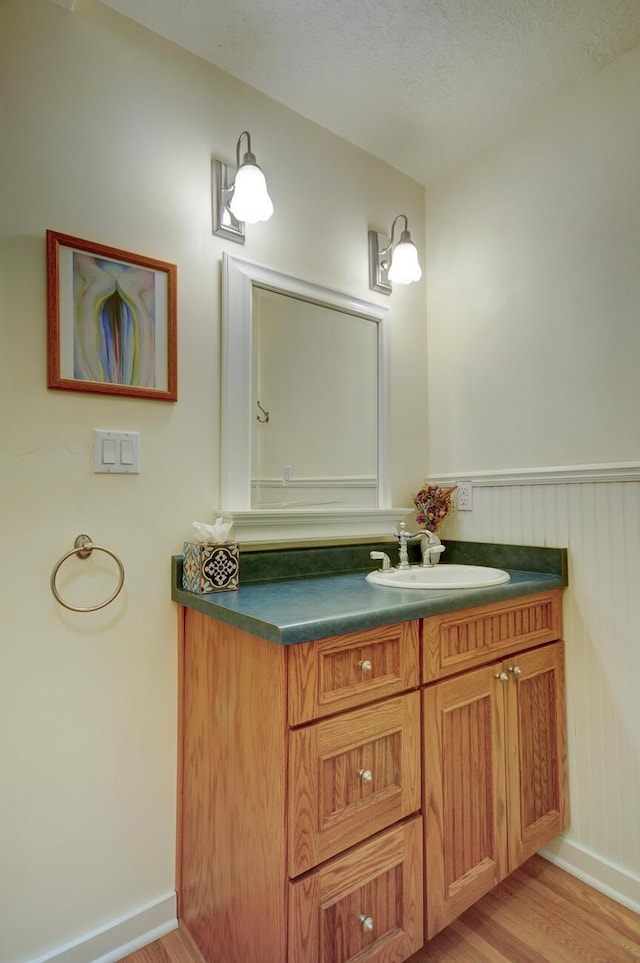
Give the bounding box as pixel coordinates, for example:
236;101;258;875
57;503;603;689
412;483;457;533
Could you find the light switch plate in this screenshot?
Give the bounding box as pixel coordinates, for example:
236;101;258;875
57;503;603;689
94;430;140;474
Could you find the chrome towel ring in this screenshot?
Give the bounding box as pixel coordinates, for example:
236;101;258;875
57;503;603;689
50;534;125;612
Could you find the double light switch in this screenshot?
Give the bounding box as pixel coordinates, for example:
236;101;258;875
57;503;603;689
94;430;140;474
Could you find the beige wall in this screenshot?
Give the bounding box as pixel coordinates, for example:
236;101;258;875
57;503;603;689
0;2;426;960
428;47;640;909
426;46;640;474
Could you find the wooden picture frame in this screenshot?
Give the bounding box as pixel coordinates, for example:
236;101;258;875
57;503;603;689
47;230;177;401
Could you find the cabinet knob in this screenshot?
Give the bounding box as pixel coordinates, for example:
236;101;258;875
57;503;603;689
509;665;522;677
358;768;374;784
495;671;509;683
358;913;374;932
357;659;372;673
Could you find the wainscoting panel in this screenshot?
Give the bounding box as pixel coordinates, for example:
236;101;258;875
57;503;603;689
442;477;640;907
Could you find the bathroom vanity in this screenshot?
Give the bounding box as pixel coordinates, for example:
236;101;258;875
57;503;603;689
172;542;568;963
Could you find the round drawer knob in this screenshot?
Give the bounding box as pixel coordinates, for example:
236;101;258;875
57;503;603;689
359;914;374;932
357;659;372;673
509;665;522;676
358;768;373;784
495;671;509;683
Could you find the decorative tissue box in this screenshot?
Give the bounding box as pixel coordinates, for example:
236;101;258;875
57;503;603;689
182;541;240;594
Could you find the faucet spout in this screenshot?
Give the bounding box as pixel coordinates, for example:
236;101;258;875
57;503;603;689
396;523;446;568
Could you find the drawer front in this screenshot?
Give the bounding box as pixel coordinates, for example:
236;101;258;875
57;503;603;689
288;621;420;726
289;816;423;963
289;692;421;876
423;590;563;682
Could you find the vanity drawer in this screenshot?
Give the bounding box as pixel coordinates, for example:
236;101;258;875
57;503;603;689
422;590;563;682
288;621;420;725
288;691;420;876
288;815;423;963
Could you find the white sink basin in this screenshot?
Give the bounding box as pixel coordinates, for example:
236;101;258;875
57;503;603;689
366;564;511;590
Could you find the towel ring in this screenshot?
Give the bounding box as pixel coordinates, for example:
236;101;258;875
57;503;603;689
50;534;125;613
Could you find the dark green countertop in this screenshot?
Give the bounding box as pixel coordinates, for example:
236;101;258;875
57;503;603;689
171;540;567;646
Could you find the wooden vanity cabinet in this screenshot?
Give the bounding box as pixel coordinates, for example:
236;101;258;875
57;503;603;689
177;589;567;961
421;591;568;939
177;610;423;963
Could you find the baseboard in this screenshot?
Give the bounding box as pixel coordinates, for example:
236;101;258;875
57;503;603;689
31;892;177;963
540;838;640;915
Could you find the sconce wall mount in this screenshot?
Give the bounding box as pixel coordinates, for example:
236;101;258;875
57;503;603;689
212;157;245;243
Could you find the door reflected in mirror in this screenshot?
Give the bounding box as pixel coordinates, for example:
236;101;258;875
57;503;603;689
252;287;378;509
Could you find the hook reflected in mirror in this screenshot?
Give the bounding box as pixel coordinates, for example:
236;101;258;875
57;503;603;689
256;400;270;424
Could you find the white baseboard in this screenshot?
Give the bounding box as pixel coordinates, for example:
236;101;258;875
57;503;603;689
540;837;640;915
31;892;177;963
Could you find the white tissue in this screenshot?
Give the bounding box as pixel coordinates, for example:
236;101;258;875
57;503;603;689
193;517;233;544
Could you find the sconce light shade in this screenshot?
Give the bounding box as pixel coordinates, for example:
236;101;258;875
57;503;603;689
228;159;273;224
368;214;422;294
388;230;422;284
212;130;273;244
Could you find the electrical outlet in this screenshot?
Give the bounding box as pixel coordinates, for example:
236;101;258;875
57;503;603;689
457;480;473;511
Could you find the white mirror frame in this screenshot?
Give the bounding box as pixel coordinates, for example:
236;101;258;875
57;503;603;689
217;253;410;543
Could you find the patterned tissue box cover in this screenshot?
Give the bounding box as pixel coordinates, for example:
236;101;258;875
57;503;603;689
182;541;240;593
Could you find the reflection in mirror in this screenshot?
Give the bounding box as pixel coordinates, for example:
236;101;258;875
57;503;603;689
219;253;410;543
252;288;378;509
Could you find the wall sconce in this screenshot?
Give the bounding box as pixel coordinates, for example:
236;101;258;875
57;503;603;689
212;130;273;244
368;214;422;295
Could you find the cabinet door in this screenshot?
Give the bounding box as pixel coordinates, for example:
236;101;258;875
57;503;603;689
505;640;569;868
289;816;423;963
289;692;421;876
423;665;508;939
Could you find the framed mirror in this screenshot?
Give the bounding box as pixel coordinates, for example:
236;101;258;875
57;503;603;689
218;253;409;542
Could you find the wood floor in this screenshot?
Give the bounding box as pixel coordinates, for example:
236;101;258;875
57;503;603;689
122;855;640;963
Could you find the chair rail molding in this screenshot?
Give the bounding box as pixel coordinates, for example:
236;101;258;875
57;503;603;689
430;461;640;487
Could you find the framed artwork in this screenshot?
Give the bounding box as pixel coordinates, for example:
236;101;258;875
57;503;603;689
46;230;177;401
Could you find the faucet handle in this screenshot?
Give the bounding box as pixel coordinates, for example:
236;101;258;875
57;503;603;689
369;550;391;572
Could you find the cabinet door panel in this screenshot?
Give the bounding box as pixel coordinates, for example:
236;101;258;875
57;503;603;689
423;666;508;939
289;692;421;876
289;817;423;963
288;622;420;725
505;640;569;867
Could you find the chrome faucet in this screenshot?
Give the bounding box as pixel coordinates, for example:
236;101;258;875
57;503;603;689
395;523;413;569
396;522;445;568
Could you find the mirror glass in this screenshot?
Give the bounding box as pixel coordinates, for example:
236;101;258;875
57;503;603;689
219;254;408;542
252;287;378;509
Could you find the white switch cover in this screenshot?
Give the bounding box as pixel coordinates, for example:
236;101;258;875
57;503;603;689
94;430;140;474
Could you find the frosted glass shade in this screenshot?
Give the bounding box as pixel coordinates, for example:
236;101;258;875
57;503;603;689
229;164;273;223
388;239;422;284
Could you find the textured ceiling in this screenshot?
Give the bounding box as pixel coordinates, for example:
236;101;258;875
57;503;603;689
96;0;640;185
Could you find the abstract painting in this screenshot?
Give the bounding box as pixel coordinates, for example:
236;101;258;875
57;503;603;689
47;230;177;401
